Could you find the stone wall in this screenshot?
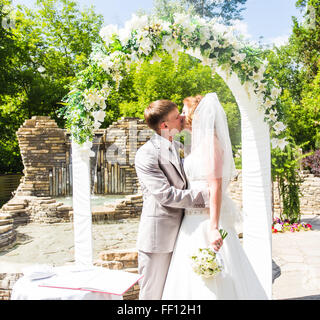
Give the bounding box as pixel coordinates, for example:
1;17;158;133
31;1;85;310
0;197;28;251
16;116;67;197
94;248;140;300
0;213;16;252
15;116;153;198
0;196;71;225
102;118;153;195
0;193;143;226
6;116;150;226
227;170;320;217
0;273;22;300
294;171;320;215
90;194;143;222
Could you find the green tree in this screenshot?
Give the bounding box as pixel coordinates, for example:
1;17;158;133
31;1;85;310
183;0;247;24
291;0;320;80
153;0;247;24
264;0;320;151
0;0;104;173
9;0;104;122
119;52;241;148
0;0;20;96
152;0;193;20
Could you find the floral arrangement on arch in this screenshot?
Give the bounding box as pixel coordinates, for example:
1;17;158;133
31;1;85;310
58;12;288;150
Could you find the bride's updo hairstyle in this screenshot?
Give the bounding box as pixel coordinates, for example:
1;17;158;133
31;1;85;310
183;95;203;128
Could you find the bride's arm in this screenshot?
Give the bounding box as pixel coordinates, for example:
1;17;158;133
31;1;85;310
208;179;223;251
208;134;224;251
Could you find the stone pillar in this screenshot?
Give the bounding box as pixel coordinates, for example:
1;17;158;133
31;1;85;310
16;116;67;197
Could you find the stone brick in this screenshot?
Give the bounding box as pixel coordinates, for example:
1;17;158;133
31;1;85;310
0;225;13;235
94;260;124;270
99;249;138;262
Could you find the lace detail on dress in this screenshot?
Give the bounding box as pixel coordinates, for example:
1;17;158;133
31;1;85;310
185;208;209;216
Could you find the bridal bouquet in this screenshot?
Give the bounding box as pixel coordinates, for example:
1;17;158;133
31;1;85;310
190;229;228;279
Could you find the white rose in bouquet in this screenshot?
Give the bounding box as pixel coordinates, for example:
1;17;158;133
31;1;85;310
190;229;228;279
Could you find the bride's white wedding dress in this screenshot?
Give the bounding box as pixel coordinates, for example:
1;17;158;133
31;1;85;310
161;93;268;300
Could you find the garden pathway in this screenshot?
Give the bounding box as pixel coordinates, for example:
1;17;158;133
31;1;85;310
272;215;320;300
0;215;319;299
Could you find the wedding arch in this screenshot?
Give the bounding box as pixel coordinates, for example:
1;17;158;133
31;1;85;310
59;13;288;300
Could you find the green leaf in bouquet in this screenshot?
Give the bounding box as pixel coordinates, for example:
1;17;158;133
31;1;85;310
219;229;228;240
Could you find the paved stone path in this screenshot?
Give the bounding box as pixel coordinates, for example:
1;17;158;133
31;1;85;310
272;215;320;300
0;218;140;272
0;215;319;300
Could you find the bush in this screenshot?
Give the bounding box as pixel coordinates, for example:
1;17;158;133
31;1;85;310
302;149;320;177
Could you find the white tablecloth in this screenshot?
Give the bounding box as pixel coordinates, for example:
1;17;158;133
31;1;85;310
11;265;141;300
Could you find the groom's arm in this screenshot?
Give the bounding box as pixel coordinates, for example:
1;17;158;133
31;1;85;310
135;148;209;209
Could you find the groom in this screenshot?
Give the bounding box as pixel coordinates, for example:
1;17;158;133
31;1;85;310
134;99;210;300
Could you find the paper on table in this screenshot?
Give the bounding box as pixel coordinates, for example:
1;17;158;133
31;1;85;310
22;264;56;281
38;268;143;295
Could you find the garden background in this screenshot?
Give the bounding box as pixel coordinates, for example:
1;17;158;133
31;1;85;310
1;0;320;223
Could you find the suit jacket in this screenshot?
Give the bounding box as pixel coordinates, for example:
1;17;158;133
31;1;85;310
134;133;209;253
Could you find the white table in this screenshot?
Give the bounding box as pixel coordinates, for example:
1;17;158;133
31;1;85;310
11;265;141;300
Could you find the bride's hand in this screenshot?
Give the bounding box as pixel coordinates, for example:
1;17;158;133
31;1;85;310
208;227;223;252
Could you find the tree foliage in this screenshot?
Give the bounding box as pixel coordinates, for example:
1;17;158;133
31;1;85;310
264;0;320;152
0;0;104;173
153;0;247;24
118;51;241;148
0;0;20;96
184;0;247;24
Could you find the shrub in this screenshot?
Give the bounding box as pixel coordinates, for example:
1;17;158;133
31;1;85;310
302;149;320;177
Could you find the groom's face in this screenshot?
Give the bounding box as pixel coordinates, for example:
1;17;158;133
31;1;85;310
160;107;183;136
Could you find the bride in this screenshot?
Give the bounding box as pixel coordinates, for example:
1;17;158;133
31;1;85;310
161;93;268;300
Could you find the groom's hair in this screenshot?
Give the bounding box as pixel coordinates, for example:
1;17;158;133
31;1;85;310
144;100;177;132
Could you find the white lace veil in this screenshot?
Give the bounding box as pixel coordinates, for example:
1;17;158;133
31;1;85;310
190;93;237;189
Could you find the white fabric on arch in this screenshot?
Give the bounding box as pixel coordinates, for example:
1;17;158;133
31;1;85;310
71;140;93;267
216;67;273;299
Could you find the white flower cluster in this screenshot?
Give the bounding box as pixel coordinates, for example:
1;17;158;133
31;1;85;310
173;12;197;36
95;13;288;150
91;50;126;86
190;247;223;279
273;223;283;232
249;69;287;149
99;14;149;48
76;139;96;158
99;24;118;47
271;137;289;150
83;88;108;130
83;88;106;110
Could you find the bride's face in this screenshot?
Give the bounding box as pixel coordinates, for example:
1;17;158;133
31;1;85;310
181;104;191;130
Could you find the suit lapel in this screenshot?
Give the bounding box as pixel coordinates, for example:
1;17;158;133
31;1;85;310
151;134;186;185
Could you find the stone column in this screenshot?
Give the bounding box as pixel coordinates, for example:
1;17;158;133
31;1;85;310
16;116;67;197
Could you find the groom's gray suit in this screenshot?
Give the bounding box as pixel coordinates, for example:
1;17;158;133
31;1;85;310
134;133;209;300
